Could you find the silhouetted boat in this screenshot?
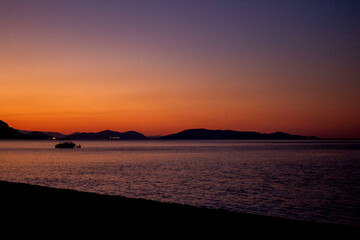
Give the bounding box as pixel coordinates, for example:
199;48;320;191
55;141;76;148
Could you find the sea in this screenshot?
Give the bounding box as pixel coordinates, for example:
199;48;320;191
0;140;359;227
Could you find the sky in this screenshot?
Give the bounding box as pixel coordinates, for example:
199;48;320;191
1;0;359;138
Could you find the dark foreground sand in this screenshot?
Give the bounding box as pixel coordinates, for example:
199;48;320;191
1;180;358;237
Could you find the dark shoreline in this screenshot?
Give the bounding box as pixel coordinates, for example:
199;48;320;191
1;180;358;236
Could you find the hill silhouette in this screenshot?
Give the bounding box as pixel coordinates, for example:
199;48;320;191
18;129;66;139
160;129;320;140
0;120;31;139
67;130;147;140
26;131;53;139
1;120;321;140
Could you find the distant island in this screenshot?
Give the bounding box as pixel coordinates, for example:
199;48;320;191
160;128;320;140
17;129;66;139
0;120;321;140
65;130;147;140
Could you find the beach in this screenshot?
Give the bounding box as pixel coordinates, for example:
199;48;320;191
1;180;358;237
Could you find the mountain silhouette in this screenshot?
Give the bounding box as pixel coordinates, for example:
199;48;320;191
160;129;320;140
2;120;321;140
18;129;66;139
0;120;31;139
25;131;53;139
67;130;147;140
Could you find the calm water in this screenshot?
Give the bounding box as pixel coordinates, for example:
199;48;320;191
0;140;359;226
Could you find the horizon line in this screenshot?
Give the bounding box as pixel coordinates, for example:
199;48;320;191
14;128;360;140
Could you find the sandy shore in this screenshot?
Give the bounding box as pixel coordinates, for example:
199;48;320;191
1;180;358;237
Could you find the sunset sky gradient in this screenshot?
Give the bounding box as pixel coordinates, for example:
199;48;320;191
1;0;359;138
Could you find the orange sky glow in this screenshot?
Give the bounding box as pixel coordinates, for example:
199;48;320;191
1;1;359;138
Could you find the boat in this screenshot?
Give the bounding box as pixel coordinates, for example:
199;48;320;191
55;141;76;148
